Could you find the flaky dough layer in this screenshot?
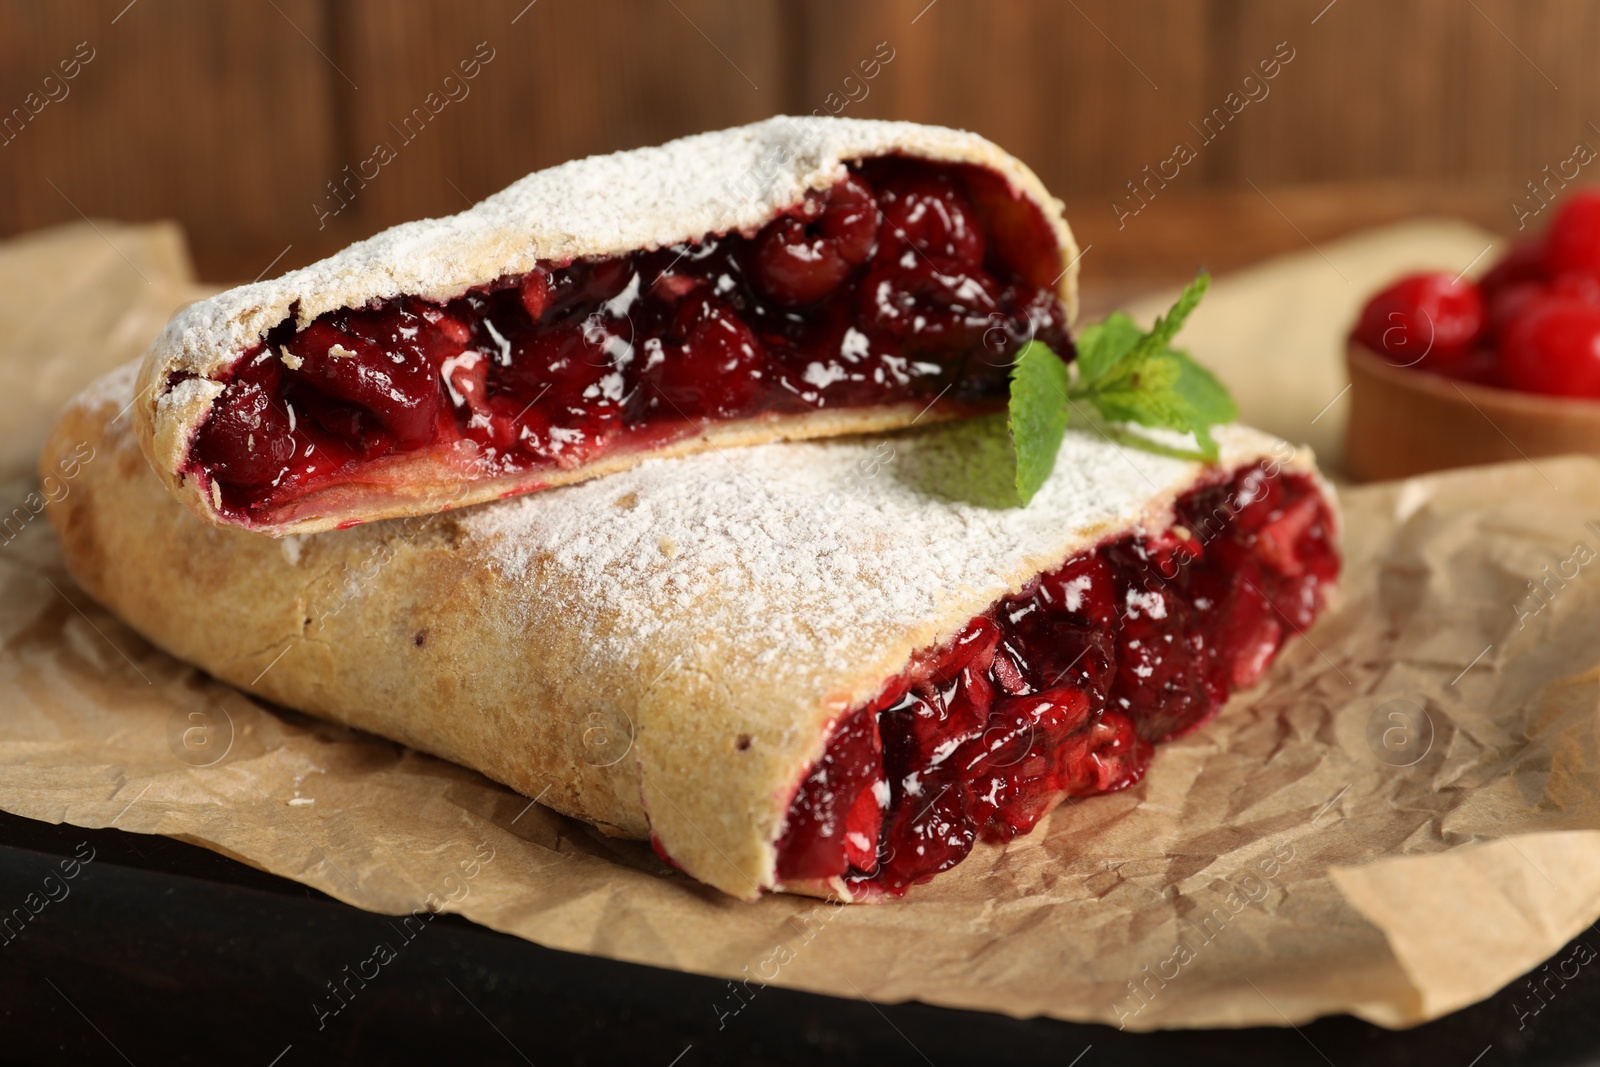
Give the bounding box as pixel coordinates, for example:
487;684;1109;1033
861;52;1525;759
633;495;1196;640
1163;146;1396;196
52;365;1325;900
134;116;1081;537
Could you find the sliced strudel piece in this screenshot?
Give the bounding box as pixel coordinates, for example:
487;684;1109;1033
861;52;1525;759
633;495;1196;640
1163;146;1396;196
137;117;1078;536
54;364;1337;901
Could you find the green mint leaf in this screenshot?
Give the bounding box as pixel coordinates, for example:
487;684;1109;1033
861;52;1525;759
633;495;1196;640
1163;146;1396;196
1168;347;1237;427
1088;349;1182;406
1089;353;1189;428
989;270;1233;509
1072;311;1143;386
1126;271;1210;365
1074;272;1232;462
1089;351;1235;461
1007;341;1072;505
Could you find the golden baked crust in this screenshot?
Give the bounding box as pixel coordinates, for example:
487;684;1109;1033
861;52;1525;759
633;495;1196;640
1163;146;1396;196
134;116;1081;537
51;366;1328;901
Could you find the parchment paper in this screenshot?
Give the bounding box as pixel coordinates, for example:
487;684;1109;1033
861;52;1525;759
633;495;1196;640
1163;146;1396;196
0;218;213;482
4;220;1600;1031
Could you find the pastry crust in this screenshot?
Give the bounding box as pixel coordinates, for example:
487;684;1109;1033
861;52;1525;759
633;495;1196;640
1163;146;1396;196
52;364;1331;901
134;116;1081;537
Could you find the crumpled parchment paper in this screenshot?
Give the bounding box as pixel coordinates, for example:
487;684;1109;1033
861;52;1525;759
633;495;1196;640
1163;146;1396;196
4;219;1599;1031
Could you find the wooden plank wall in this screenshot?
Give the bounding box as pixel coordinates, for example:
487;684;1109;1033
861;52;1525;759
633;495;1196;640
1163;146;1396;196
0;0;1595;280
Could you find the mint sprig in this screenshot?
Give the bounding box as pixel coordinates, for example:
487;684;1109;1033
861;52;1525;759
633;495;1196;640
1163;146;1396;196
1006;331;1073;504
1007;272;1235;506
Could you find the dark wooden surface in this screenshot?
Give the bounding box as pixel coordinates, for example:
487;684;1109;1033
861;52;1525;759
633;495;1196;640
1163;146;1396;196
3;809;1598;1066
1067;179;1517;316
0;0;1587;283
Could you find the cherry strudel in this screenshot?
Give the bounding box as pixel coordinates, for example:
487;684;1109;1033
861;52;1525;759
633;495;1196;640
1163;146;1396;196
51;364;1338;901
136;117;1079;536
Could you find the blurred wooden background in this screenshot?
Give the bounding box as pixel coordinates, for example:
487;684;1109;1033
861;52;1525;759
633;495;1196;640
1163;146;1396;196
0;0;1592;298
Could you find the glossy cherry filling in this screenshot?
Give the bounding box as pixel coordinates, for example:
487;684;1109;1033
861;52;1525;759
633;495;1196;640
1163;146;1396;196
184;158;1071;525
774;464;1338;897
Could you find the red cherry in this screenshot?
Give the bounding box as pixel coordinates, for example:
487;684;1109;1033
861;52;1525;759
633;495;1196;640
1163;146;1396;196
972;688;1090;776
498;317;631;463
817;172;878;266
874;171;986;265
842;779;885;873
991;282;1072;358
1035;551;1116;625
1255;494;1322;578
519;267;551;321
649;271;702;305
750;174;880;306
440;348;500;440
1551;272;1600;305
1502;295;1600;397
648;293;768;417
190;372;295;490
1544;189;1600;280
774;707;884;883
1489;281;1544;336
1480;240;1548;302
418;302;472;345
1007;554;1117;700
284;320;441;447
1353;272;1484;369
289;388;388;457
1062;710;1150;795
752;216;852;306
1491;274;1600;355
1228;464;1286;531
858;257;1001;357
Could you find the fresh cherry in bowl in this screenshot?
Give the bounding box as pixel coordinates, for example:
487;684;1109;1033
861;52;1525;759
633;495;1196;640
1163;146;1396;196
1352;188;1600;398
1352;271;1483;373
1345;187;1600;481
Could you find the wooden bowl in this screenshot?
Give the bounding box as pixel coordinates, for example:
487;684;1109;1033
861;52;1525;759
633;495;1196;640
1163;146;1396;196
1344;340;1600;481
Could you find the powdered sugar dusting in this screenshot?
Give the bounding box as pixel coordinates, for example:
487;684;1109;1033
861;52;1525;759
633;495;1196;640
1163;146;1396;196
143;116;1078;437
461;423;1291;706
156;376;224;424
71;358;141;419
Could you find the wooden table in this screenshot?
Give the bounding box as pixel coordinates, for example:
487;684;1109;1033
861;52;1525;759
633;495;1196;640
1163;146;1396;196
1067;180;1518;318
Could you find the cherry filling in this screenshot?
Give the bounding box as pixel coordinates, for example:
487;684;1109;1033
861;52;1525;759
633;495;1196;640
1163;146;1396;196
184;158;1072;524
774;464;1338;897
